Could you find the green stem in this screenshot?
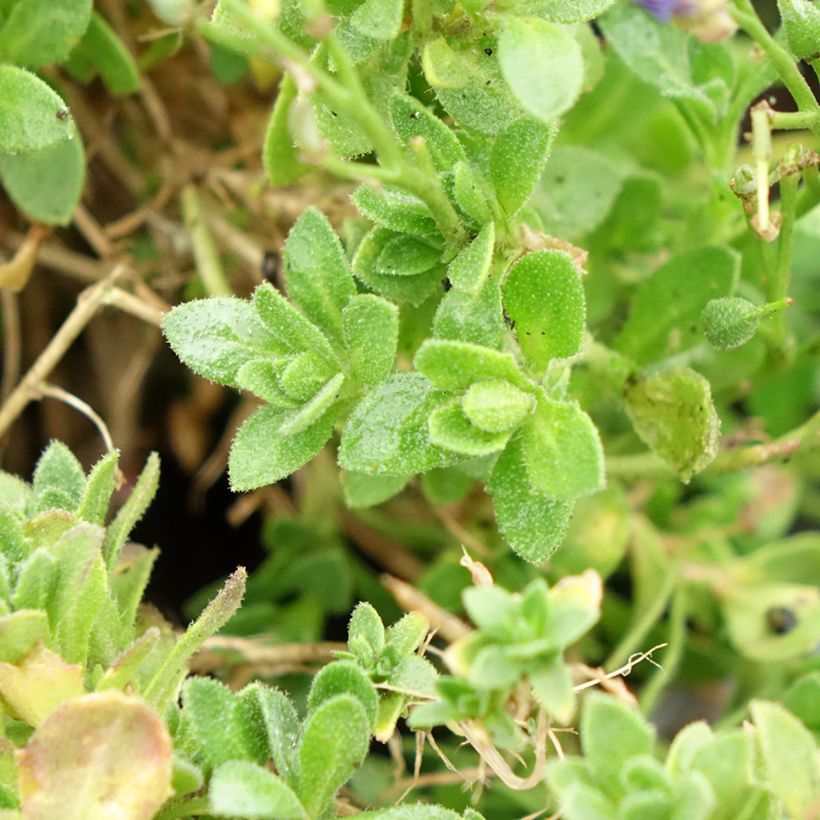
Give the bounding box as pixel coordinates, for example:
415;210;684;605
180;185;232;297
143;568;247;707
731;0;820;137
639;586;688;715
606;565;678;671
769;109;819;131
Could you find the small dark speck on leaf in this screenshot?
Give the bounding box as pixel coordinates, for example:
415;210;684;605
484;47;493;56
766;606;797;634
56;108;69;120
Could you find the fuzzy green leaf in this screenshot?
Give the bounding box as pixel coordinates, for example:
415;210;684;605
462;380;534;433
31;441;86;515
429;401;511;456
513;0;616;23
0;0;91;68
348;602;385;659
615;248;739;365
490;118;554;218
353;227;444;305
342;294;399;387
298;694;371;817
503;250;586;367
339;372;452;476
414;339;529;390
253;283;338;362
76;451;119;526
0;132;84;225
522;394;604;500
0;610;49;663
377;234;442;276
531;657;575;724
308;661;379;730
497;19;583;122
453;161;494;225
229;404;335;491
624;366;720;481
581;694;655;794
778;0;820;61
11;548;56;612
283;207;357;347
209;761;305;819
351;186;439;238
488;438;574;564
279;352;335;402
0;66;75;154
162;297;284;388
385;611;429;655
263;73;309;187
751;700;819;817
236;359;298;407
448;223;495;293
390;93;466;172
278;372;344;436
350;0;403;40
102;452;159;569
433;277;505;349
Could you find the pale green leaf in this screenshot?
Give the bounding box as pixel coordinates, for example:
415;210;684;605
429;401;511;456
623;366;720;481
497;19;583;122
343;472;409;508
0;0;91;68
522;394;604;500
209;761;305;819
71;11;140;95
342;294;399;387
278;373;344;436
350;0;403;40
433;277;505;349
308;661;378;730
448;223;495;293
414;339;529;390
503;250;586;367
487;437;574;564
462;380;534;433
228;404;334;491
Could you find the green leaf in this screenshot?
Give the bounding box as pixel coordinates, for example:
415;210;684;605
70;11;140;95
182;678;250;769
49;524;109;664
448;223;495;293
581;694;655;795
389;93;466;173
0;472;32;518
688;731;751;804
263;73;309;187
343;472;409;508
751;699;819;817
351;186;439;238
512;0;616;23
599;3;720;117
76;451;119;526
531;657;575;724
783;673;820;732
522;393;604;500
546;571;602;650
0;66;75;154
488;437;574;564
0;0;91;68
462;379;534;434
209;761;305;819
348;602;385;659
350;0;403;40
615;246;739;365
530;147;624;239
497;19;583;122
503;250;586;367
31;441;86;515
490;118;554;218
433;277;505;349
778;0;820;61
236;359;298;407
385;611;428;655
339;373;453;476
12;549;56;611
308;661;379;730
298;694;371;817
0;131;84;225
377;235;442;276
228;404;334;491
244;684;301;788
623;366;720;481
278;372;344;436
701;297;763;351
342;294;399;387
279;352;335;402
359;805;466;819
253;283;338;362
283;207;357;347
161;297;284;388
353;227;444;305
414;339;529;390
469;645;522;689
0;610;49;663
429;401;511;456
109;544;158;632
453;161;494;225
101;452;159;569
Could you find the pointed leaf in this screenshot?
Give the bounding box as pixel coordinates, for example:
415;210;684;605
448;223;495;293
414;339;529;390
76;451;119;525
342;294;399;387
209;761;305;819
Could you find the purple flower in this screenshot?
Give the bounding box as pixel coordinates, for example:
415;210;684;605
635;0;685;20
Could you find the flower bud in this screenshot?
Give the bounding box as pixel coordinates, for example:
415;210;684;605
701;296;792;350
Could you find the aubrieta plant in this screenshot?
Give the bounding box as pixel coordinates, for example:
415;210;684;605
0;0;819;816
